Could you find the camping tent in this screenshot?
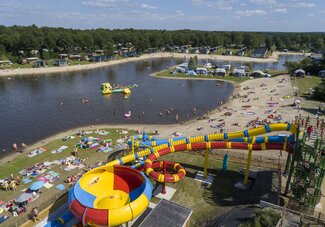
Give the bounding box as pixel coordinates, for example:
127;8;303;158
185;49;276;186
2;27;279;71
294;69;305;77
186;70;197;76
251;70;265;78
215;68;226;76
233;69;246;77
318;70;325;78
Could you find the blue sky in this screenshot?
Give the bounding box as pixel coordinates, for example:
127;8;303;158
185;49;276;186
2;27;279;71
0;0;324;32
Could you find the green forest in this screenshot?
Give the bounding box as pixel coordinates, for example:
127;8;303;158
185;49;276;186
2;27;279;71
0;25;325;62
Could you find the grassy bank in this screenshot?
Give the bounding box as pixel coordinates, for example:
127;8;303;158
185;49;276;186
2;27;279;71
293;76;322;96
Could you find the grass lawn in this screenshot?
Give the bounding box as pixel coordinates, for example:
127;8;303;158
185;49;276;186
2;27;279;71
212;48;240;55
293;76;322;96
160;152;243;225
157;152;278;226
267;69;288;77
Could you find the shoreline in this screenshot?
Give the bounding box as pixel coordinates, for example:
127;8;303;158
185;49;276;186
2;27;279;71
1;74;302;165
0;51;304;78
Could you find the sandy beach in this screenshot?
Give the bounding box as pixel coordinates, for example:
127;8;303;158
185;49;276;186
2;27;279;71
1;73;306;165
0;51;305;78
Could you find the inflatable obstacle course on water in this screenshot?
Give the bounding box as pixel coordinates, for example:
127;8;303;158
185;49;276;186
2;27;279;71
101;83;138;95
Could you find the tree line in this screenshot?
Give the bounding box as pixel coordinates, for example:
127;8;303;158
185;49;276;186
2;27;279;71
0;24;325;62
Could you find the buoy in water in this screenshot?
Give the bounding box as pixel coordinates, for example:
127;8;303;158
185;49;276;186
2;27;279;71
124;111;132;118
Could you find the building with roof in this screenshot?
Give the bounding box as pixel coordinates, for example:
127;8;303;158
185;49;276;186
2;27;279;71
139;199;192;227
26;57;39;64
58;54;69;60
0;60;12;67
251;48;268;58
196;67;208;74
55;59;68;67
233;68;246;77
215;68;226;76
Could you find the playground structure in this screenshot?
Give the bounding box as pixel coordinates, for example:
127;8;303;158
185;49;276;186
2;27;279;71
69;123;297;226
101;83;138;95
288;133;325;209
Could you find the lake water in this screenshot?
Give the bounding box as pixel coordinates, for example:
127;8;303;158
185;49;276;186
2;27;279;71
0;55;302;158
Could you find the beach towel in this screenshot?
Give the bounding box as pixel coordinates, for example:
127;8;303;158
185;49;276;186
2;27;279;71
26;149;44;158
51;145;68;154
0;201;4;206
19;170;27;176
22;178;32;184
116;138;125;143
90;143;99;148
37;176;49;183
56;184;66;191
47;171;59;177
247;112;256;115
101;147;113;153
0;215;9;224
98;131;109;135
43;182;53;189
77;164;85;169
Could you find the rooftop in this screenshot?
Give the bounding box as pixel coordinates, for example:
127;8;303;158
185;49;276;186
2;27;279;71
139;199;192;227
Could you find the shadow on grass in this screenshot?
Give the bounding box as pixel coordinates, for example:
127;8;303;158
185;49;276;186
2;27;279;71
204;170;276;207
175;162;277;206
300;106;323;116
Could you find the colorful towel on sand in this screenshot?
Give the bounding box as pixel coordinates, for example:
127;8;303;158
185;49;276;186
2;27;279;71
51;145;68;154
47;171;60;177
0;215;9;224
22;178;32;184
26;148;44;158
43;182;53;189
56;184;66;191
37;176;49;183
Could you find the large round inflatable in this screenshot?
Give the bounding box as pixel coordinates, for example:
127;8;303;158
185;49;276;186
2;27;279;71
68;165;152;227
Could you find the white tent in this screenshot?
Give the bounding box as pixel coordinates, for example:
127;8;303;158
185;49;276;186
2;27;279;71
294;69;305;77
233;69;246;77
215;68;226;76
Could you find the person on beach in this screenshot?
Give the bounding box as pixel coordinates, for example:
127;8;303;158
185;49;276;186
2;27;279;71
22;142;27;149
176;114;179;123
73;147;79;157
12;143;17;150
31;207;40;222
306;125;313;141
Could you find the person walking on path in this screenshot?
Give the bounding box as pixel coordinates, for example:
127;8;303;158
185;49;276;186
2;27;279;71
31;207;40;222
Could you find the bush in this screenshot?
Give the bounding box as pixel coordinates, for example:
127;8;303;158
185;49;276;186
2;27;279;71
241;208;280;227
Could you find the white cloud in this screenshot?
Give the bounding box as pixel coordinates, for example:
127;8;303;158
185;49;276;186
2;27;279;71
308;13;315;17
191;0;237;10
250;0;276;4
293;2;315;8
273;8;287;13
176;10;184;16
236;9;267;16
82;0;131;8
140;3;157;9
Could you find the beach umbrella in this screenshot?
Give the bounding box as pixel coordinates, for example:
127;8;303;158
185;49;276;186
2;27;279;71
15;193;33;203
29;181;44;191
